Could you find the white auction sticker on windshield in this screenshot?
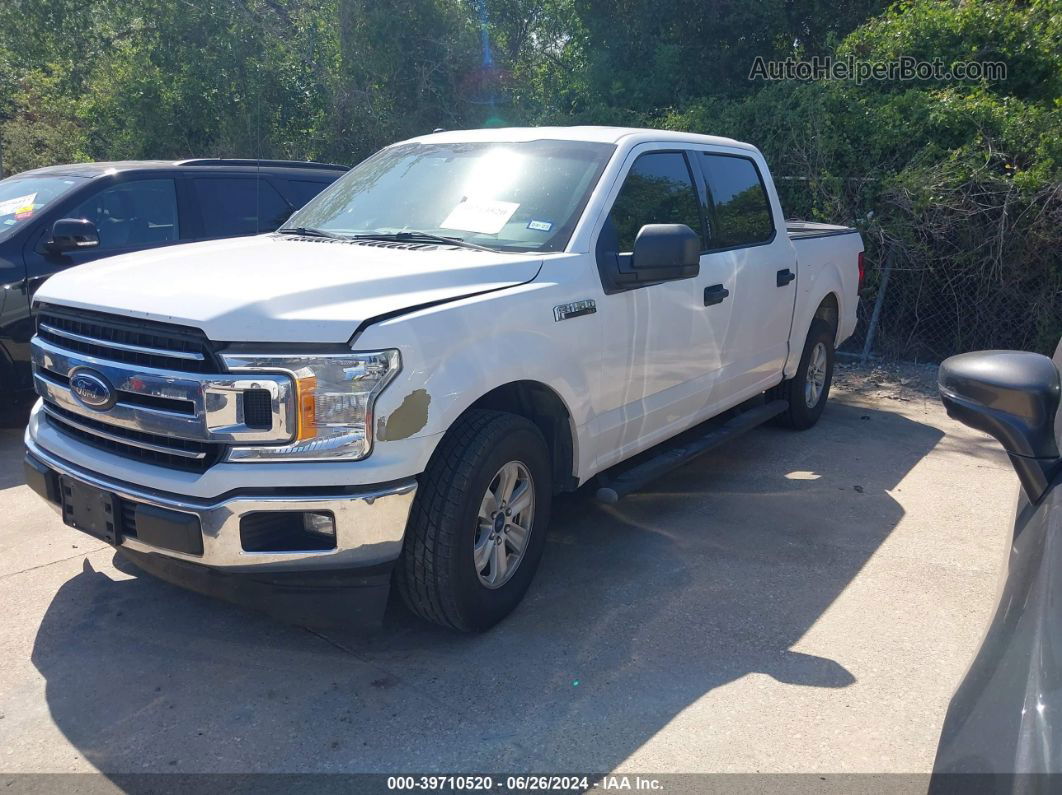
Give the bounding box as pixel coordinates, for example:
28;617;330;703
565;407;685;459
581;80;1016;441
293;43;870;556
441;198;519;235
0;193;36;217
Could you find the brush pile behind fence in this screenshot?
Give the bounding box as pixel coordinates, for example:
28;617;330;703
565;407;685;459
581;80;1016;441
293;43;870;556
779;173;1062;363
842;246;1062;363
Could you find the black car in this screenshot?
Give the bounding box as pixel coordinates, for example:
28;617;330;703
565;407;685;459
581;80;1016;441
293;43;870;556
933;339;1062;788
0;158;348;400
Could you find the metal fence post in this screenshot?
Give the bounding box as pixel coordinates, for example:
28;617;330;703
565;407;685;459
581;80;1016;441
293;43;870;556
861;248;894;365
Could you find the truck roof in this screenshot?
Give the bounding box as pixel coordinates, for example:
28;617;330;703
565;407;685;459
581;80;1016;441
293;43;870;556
13;159;349;179
403;125;757;151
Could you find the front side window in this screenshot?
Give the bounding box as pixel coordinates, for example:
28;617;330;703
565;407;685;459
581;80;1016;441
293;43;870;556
699;154;774;249
0;175;89;241
191;178;292;237
70;178;180;250
287;140;615;253
604;152;702;253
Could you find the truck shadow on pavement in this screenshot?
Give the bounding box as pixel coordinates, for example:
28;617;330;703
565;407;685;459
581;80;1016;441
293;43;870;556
0;428;29;490
30;399;944;774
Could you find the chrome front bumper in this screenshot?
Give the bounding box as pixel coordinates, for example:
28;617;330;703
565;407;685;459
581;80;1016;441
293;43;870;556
25;436;417;573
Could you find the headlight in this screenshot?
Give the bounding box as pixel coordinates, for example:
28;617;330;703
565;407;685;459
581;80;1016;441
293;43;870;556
222;350;400;461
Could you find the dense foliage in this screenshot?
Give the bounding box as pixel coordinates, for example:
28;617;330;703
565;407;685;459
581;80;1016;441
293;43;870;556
0;0;1059;356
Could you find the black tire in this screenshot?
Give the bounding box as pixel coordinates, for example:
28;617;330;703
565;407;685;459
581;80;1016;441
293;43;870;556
774;318;835;430
395;409;552;631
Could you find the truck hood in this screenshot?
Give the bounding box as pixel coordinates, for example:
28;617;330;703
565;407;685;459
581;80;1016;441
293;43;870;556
34;235;542;343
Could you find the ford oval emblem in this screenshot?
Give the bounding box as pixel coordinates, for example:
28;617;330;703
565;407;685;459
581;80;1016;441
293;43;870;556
69;368;116;411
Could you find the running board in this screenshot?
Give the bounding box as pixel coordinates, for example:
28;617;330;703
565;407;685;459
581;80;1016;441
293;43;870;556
594;399;789;503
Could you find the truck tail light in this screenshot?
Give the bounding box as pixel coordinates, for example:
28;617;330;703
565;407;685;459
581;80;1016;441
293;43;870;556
857;251;865;290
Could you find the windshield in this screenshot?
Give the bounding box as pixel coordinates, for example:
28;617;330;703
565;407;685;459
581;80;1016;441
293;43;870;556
286;140;615;253
0;174;89;240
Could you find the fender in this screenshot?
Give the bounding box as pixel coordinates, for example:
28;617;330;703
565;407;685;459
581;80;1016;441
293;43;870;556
783;267;848;380
346;264;542;345
357;275;595;474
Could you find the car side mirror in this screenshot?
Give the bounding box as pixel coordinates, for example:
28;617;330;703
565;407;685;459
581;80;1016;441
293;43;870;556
631;224;700;272
594;222;700;293
938;350;1061;502
47;218;99;253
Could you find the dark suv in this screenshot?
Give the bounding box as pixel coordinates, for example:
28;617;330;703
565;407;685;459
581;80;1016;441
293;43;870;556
0;159;348;399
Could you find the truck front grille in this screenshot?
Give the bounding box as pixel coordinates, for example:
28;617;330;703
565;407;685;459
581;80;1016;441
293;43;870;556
118;498;139;538
35;304;218;373
42;403;220;473
32;305;229;473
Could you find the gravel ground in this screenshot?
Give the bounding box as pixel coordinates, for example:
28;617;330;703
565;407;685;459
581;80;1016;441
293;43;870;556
834;358;940;402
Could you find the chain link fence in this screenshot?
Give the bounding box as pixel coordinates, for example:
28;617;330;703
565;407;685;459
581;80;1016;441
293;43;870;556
839;247;1062;363
773;175;1062;364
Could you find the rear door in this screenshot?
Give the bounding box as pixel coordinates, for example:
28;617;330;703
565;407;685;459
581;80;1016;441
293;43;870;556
185;175;294;239
278;177;337;211
695;150;794;397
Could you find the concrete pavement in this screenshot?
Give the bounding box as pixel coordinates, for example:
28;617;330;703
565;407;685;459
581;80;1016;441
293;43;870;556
0;381;1015;775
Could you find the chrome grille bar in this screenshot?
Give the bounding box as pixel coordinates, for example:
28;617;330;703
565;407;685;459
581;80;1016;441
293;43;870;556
31;335;298;444
34;369;206;438
38;322;207;361
41;404;207;460
34;339;207;405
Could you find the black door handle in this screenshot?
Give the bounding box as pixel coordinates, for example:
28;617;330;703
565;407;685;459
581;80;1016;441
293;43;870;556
704;284;730;306
777;268;796;287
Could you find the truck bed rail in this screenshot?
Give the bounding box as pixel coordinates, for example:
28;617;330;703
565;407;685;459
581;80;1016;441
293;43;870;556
786;221;858;240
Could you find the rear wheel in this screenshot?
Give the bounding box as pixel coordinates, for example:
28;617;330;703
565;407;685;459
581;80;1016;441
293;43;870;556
395;409;552;631
775;318;835;430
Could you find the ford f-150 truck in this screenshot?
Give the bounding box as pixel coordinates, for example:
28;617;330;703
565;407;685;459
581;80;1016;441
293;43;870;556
22;127;863;631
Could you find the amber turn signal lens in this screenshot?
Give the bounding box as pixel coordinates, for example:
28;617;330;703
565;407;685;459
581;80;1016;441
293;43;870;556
296;374;317;441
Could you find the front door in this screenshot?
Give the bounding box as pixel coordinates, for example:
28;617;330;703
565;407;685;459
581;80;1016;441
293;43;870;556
592;148;731;467
24;176;185;303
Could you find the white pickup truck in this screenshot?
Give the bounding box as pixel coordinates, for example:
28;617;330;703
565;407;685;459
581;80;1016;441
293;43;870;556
23;127;863;631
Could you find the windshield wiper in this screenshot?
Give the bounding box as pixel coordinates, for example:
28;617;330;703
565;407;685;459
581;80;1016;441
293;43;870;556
352;231;497;252
276;226;348;240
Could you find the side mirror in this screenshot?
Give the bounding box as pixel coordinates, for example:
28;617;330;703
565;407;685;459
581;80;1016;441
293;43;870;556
595;222;700;293
631;224;700;271
47;218;99;253
939;350;1061;502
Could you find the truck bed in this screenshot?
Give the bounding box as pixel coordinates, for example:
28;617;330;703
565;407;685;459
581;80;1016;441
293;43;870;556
786;220;864;351
786;221;859;240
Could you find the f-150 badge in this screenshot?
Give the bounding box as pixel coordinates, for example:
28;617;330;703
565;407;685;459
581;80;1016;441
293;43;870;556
553;299;597;322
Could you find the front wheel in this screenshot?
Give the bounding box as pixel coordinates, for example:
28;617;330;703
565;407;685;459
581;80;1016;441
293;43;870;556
774;318;836;430
395;409;552;631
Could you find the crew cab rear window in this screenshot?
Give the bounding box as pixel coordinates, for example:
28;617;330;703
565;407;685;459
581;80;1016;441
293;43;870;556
190;178;292;237
699;154;774;249
606;151;702;252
